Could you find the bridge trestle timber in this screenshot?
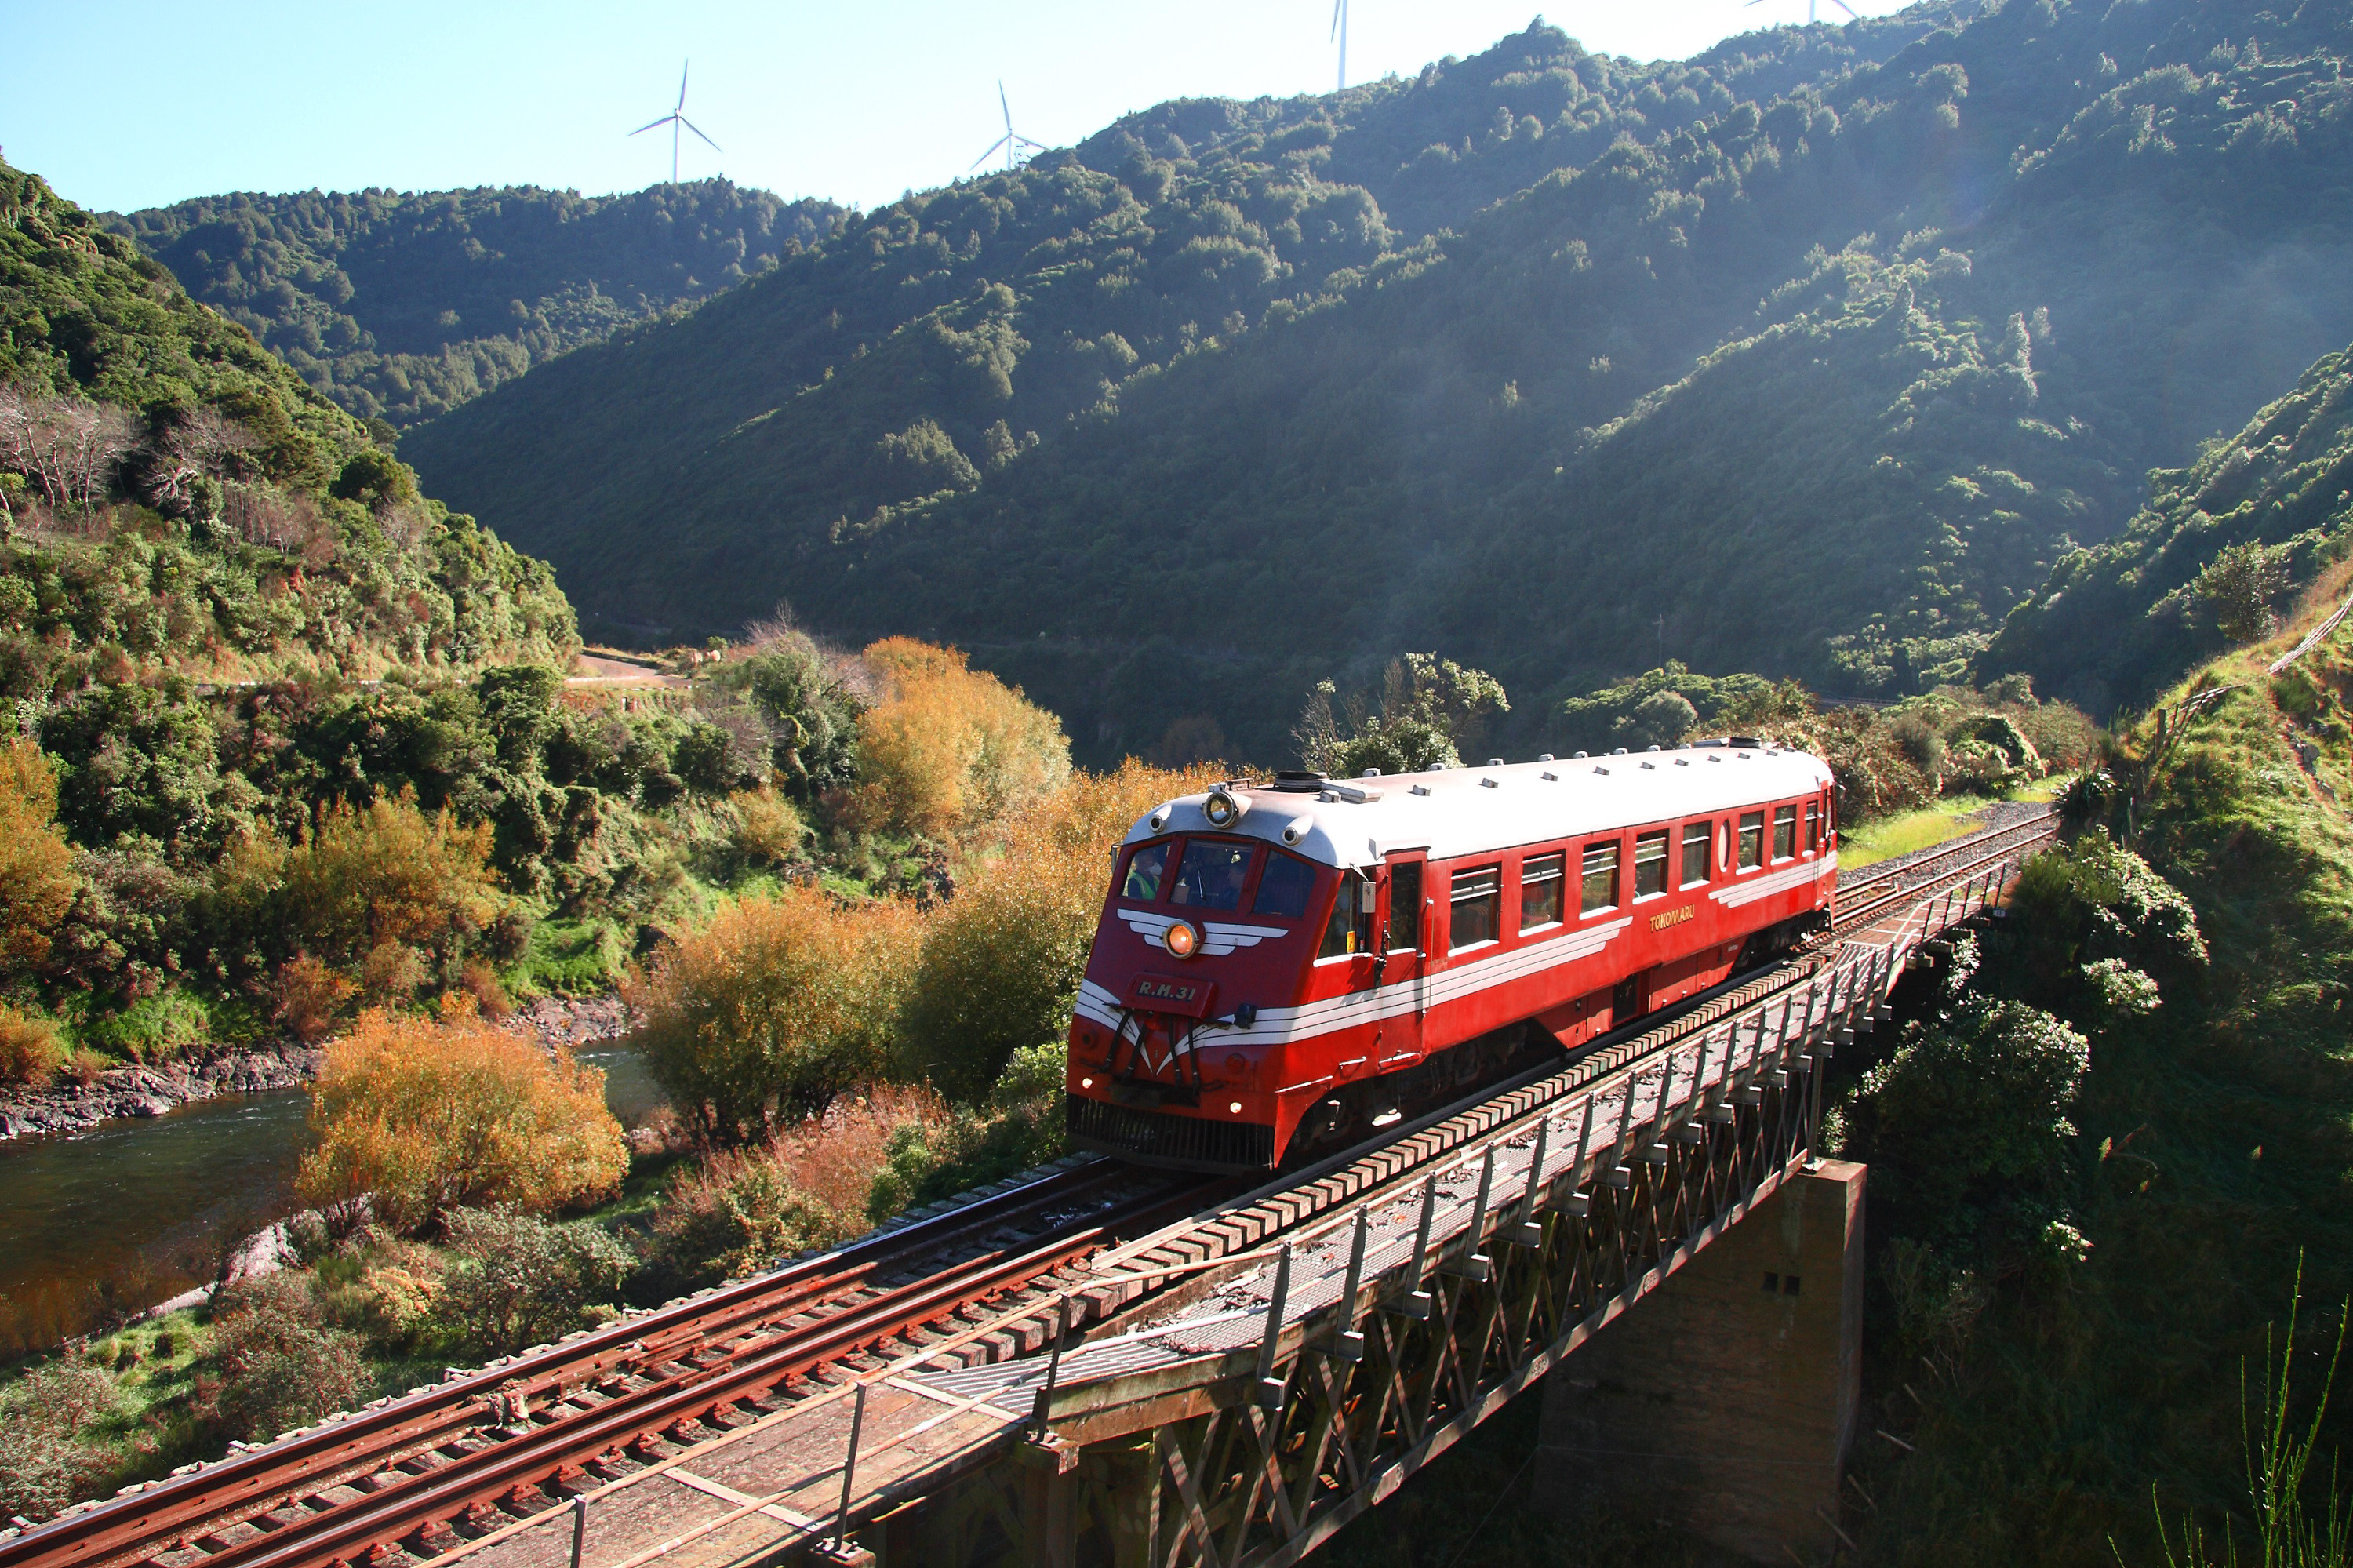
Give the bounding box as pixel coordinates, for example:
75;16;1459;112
0;814;2051;1568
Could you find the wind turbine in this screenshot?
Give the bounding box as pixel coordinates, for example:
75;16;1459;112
631;60;722;184
1743;0;1859;22
969;82;1046;174
1330;0;1349;92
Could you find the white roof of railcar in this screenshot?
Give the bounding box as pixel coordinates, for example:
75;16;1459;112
1126;741;1835;870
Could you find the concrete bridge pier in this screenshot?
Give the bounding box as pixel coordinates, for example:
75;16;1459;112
1536;1159;1867;1564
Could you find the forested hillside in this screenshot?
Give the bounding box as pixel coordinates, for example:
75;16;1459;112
400;0;2353;761
1982;338;2353;712
111;184;845;428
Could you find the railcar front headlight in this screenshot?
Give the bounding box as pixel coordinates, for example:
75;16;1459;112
1203;788;1246;829
1164;920;1199;959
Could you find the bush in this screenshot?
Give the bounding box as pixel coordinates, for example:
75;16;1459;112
867;1041;1070;1221
646;1087;945;1292
852;638;1071;842
274;951;357;1041
631;885;923;1144
296;1003;627;1232
729;787;806;864
1842;996;2089;1260
0;1002;64;1084
433;1207;633;1356
0;1362;119;1523
896;760;1213;1101
0;737;74;976
278;790;504;979
199;1275;369;1445
2007;831;2208;1012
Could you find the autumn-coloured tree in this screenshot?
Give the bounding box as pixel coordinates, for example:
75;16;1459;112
896;761;1217;1101
631;885;925;1144
0;739;75;977
297;1003;627;1233
278;790;504;990
853;638;1071;842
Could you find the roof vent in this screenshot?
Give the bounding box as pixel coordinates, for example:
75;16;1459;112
1361;767;1382;777
1573;751;1588;759
1270;770;1329;794
1647;744;1661;753
1410;784;1432;797
1612;748;1628;756
1479;777;1500;789
1488;757;1505;767
1540;770;1558;782
1538;753;1555;762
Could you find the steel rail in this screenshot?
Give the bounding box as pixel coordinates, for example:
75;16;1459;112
0;1158;1151;1568
158;1186;1198;1568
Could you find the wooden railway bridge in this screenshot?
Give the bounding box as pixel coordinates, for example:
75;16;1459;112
1;815;2052;1568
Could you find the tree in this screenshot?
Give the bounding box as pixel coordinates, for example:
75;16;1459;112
853;638;1071;841
631;885;924;1144
1297;653;1510;776
277;789;504;984
39;679;227;858
2194;540;2288;644
297;1003;627;1232
896;760;1215;1101
199;1275;369;1445
0;738;75;974
328;447;419;511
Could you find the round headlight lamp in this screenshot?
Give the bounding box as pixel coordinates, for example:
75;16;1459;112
1164;920;1200;959
1203;788;1246;829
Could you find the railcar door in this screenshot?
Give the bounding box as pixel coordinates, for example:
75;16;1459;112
1373;852;1430;1073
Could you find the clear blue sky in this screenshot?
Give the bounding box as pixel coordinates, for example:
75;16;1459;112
4;0;1917;216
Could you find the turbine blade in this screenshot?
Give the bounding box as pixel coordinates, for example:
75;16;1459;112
1331;0;1342;41
630;115;675;136
1831;0;1859;15
1000;80;1013;134
969;135;1010;171
678;60;689;111
680;116;722;151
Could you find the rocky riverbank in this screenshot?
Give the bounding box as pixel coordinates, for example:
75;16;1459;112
0;1046;324;1141
0;994;635;1143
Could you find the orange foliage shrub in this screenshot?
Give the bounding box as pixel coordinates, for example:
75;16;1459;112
896;760;1221;1100
630;885;926;1144
296;1002;627;1233
278;790;503;982
0;1004;64;1086
0;739;75;977
648;1087;947;1286
853;638;1071;842
273;952;357;1042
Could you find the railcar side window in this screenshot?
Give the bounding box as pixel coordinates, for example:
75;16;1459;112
1633;831;1669;898
1122;842;1169;901
1580;842;1620;915
1737;813;1764;870
1387;862;1424;951
1804;802;1821;853
1681;822;1710;886
1449;866;1503;950
1172;839;1253;911
1320;871;1376;959
1521;853;1565;930
1253;850;1318;920
1773;806;1797;861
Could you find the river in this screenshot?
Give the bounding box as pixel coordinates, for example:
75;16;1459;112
0;1038;666;1359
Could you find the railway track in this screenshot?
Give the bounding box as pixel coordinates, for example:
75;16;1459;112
1831;803;2057;937
0;1159;1206;1568
3;807;2059;1568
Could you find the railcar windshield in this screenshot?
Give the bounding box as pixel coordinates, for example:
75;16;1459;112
1170;839;1253;911
1252;850;1318;919
1122;842;1169;901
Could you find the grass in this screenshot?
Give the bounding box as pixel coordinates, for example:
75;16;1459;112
1842;780;2063;869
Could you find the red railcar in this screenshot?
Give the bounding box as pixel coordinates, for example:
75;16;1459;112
1063;740;1839;1172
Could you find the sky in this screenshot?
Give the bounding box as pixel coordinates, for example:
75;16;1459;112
3;0;1919;217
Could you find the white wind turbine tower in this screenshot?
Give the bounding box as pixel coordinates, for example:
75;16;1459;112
1743;0;1859;22
970;82;1046;174
1330;0;1350;92
631;60;722;184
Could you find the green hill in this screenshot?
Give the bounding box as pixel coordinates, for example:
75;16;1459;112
111;182;845;429
1982;339;2353;713
0;162;574;694
395;0;2353;761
